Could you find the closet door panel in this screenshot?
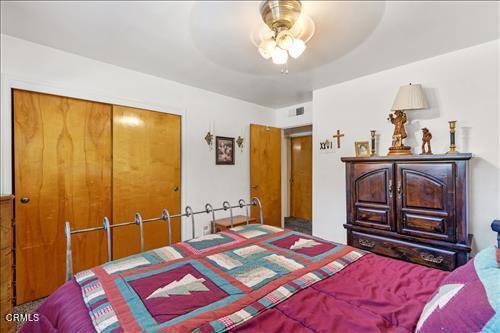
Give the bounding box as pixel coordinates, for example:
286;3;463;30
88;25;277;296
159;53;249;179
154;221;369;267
112;106;181;259
13;90;111;303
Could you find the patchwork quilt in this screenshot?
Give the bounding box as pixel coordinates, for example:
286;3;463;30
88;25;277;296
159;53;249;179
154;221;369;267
75;224;366;333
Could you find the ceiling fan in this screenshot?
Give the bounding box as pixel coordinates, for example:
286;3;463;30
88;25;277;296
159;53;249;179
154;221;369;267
254;0;315;73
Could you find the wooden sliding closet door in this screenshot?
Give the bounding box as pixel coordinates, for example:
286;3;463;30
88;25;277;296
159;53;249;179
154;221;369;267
13;90;111;304
112;106;181;259
250;124;282;228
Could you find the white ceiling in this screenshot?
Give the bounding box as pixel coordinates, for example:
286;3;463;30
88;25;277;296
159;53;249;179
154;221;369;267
1;1;498;108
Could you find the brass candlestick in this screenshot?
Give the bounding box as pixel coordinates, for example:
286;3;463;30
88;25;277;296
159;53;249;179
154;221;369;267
446;121;459;154
370;130;376;156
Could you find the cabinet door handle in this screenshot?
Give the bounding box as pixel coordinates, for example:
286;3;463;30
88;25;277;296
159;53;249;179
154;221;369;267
358;238;375;248
420;253;444;264
397;182;402;198
388;179;393;198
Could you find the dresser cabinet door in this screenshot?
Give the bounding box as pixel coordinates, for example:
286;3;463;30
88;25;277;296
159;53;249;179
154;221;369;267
396;163;455;241
350;163;395;231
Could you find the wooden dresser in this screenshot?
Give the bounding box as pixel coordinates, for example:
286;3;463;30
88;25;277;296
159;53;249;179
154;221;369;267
1;195;14;333
341;154;472;271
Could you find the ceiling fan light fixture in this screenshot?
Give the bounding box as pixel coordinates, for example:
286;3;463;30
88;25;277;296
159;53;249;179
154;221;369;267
276;30;294;50
255;1;313;71
258;38;276;59
272;47;288;64
289;38;306;59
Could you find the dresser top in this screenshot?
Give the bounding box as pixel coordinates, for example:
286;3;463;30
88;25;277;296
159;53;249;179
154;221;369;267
341;153;472;163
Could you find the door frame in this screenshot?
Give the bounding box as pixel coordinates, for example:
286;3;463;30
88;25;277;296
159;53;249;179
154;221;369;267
289;135;313;220
282;126;313;223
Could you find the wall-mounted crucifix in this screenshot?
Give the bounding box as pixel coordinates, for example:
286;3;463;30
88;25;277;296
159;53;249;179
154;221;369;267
332;130;345;148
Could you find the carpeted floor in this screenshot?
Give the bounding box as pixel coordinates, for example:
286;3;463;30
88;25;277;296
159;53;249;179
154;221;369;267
13;297;46;332
284;216;312;234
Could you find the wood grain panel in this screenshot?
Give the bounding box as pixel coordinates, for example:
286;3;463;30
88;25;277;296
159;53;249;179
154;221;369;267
404;172;445;210
356;170;389;204
290;135;312;220
13;90;111;304
351;231;456;271
112;105;181;259
1;195;14;333
250;124;281;228
351;163;394;231
397;163;455;241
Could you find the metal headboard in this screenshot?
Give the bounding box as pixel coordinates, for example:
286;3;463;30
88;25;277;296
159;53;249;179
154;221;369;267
64;197;263;281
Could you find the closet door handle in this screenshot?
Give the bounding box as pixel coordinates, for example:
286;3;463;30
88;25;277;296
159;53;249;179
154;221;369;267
20;197;30;204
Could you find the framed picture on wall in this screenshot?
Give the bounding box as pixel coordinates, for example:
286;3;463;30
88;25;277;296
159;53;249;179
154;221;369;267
216;136;235;165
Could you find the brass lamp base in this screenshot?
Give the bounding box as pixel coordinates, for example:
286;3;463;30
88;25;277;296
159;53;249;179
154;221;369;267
387;145;412;156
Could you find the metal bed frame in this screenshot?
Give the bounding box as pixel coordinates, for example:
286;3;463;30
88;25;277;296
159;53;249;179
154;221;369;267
65;197;263;280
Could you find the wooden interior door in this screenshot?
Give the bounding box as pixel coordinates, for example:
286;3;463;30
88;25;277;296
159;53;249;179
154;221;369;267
250;124;281;228
13;90;111;303
290;136;312;220
350;163;395;231
112;105;181;259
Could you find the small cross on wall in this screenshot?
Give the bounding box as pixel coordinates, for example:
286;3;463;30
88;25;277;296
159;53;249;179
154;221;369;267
332;130;345;148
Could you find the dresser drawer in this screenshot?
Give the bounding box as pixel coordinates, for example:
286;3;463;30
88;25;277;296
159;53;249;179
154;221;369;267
351;231;456;271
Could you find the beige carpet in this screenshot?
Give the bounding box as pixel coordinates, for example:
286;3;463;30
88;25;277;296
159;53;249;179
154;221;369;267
13;298;46;332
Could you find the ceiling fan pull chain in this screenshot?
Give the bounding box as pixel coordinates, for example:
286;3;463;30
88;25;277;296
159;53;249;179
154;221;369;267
281;62;289;75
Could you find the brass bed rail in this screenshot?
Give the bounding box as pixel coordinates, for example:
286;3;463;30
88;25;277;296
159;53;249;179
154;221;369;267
64;197;263;281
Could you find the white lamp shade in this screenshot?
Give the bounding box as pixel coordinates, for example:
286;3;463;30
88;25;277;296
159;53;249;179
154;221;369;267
272;47;288;64
289;39;306;59
391;84;428;111
258;38;276;59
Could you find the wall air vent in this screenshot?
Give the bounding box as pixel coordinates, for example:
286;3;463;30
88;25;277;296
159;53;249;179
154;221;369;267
295;107;305;116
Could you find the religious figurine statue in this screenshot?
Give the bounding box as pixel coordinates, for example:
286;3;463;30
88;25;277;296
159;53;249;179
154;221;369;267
420;128;433;155
392;134;402;148
387;110;412;155
389;110;407;141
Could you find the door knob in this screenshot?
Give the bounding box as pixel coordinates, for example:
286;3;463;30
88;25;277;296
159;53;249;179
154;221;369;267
20;197;30;204
173;186;179;192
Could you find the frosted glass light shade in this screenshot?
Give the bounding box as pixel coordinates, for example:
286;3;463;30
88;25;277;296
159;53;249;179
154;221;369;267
272;47;288;64
391;84;428;111
258;38;276;59
289;39;306;59
276;30;294;50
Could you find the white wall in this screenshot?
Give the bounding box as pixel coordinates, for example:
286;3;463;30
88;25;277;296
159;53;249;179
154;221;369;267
0;35;274;240
274;102;312;129
313;40;499;253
